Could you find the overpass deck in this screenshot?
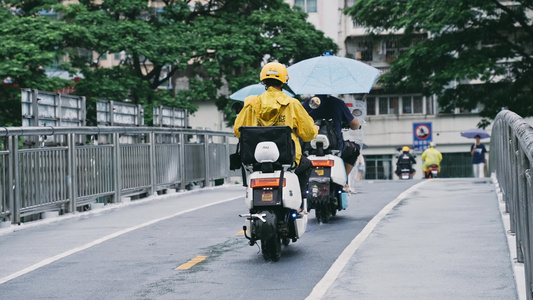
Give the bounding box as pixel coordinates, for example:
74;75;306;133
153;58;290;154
0;178;521;299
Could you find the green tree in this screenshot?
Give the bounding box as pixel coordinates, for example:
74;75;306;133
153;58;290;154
0;5;72;126
0;0;336;126
346;0;533;125
58;0;337;125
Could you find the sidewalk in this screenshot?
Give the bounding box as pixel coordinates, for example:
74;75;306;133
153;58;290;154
309;178;521;300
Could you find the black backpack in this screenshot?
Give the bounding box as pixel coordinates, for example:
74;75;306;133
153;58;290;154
316;119;338;150
238;126;295;165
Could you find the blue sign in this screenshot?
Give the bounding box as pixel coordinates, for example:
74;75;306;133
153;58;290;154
413;122;432;151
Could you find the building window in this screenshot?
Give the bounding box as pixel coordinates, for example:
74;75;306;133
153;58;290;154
101;52;107;60
114;53;121;60
389;97;399;114
366;97;376;115
379;97;388;114
379;97;398;115
78;49;93;64
295;0;317;13
366;155;393;180
401;96;423;114
426;96;434;115
369;95;426;116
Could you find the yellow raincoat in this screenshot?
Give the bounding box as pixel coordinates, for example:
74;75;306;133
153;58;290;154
421;147;443;171
234;87;318;165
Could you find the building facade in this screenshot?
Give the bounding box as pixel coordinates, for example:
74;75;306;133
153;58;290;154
190;1;507;179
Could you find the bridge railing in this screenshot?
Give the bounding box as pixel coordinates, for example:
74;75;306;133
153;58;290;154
0;126;237;225
490;110;533;300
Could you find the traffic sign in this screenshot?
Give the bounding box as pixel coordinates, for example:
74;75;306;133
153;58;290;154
413;122;432;151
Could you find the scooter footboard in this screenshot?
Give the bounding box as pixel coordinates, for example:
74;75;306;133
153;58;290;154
294;214;307;238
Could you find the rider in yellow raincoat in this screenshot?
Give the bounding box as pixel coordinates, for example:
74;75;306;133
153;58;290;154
234;62;317;165
234;62;318;199
421;142;443;175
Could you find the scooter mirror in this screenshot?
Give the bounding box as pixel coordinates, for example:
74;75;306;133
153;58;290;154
231;101;244;115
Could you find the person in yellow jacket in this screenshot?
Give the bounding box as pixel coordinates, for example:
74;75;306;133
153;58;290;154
234;62;318;200
421;142;443;178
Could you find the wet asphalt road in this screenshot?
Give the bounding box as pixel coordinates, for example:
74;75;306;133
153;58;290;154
0;179;517;299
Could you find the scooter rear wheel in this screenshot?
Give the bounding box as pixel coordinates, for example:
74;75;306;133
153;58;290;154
315;203;331;223
261;234;281;262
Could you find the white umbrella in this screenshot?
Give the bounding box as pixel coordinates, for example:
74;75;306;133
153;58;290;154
287;52;381;95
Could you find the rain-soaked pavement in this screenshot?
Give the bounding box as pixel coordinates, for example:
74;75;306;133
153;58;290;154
0;178;520;299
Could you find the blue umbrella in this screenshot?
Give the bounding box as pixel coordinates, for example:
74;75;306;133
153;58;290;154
461;128;490;139
287;52;381;95
229;83;294;101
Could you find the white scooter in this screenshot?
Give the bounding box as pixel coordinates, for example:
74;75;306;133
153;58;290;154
236;126;307;262
305;121;349;223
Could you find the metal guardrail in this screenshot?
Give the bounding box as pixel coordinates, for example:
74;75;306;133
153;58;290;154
0;126;237;224
490;109;533;300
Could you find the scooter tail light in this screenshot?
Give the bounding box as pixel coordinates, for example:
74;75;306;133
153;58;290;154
250;178;286;188
311;160;334;167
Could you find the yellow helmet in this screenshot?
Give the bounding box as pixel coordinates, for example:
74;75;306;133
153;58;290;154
402;146;410;152
260;62;289;84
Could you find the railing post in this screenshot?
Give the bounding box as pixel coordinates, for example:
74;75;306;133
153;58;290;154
12;135;20;224
225;135;231;184
516;149;527;264
204;133;210;187
66;133;76;213
112;132;122;202
149;131;156;195
179;133;186;191
7;135;14;224
524;169;533;300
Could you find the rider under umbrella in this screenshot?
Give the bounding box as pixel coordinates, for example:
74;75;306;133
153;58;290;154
302;94;361;192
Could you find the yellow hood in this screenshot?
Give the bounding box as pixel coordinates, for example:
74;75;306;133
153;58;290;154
249;87;292;126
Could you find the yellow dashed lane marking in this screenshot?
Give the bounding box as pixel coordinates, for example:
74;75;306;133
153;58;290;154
176;256;208;270
236;230;244;235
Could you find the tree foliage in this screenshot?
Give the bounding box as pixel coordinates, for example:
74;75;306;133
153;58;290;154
0;4;72;126
0;0;336;126
346;0;533;123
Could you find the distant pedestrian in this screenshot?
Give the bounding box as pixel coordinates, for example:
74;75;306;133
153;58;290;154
470;135;487;178
355;154;365;180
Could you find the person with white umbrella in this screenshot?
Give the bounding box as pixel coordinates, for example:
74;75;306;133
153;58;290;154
471;135;488;178
302;94;361;192
461;128;490;178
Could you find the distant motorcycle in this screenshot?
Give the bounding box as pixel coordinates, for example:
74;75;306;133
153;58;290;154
425;164;439;178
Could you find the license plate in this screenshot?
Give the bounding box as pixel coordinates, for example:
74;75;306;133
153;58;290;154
314;169;324;176
262;191;273;201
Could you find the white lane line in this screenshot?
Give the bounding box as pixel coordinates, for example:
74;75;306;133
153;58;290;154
0;196;242;285
305;180;429;300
